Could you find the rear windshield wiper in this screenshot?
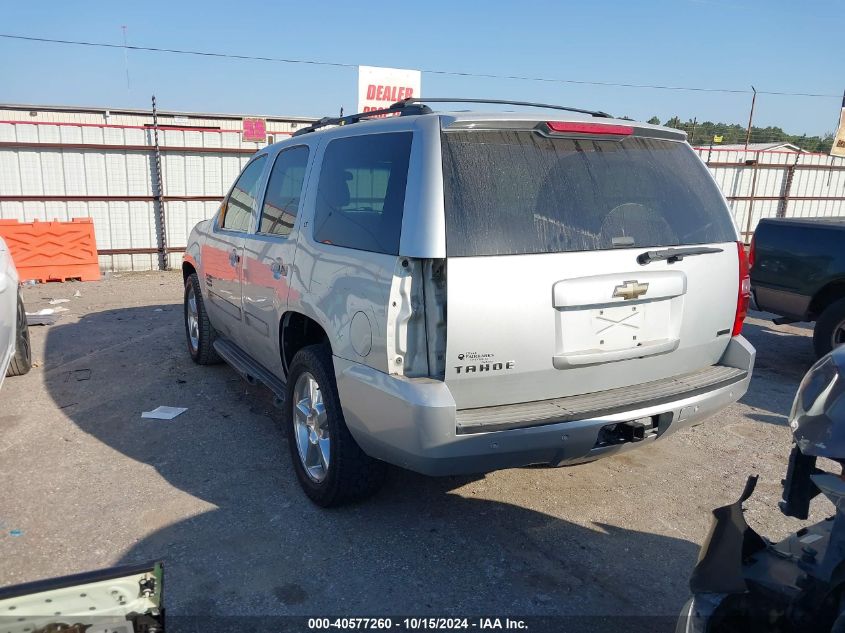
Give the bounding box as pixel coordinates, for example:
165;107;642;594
637;246;723;265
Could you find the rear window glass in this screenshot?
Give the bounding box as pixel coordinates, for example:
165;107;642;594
313;132;412;255
441;130;736;257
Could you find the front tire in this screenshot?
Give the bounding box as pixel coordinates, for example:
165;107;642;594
6;292;31;377
285;344;386;507
813;297;845;358
184;273;221;365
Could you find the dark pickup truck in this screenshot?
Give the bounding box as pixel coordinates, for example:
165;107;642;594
751;217;845;357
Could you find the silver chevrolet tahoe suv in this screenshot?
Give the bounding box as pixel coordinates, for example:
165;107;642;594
183;98;755;506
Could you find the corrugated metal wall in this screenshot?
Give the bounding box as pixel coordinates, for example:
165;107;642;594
694;147;845;240
0;105;310;271
1;105;844;273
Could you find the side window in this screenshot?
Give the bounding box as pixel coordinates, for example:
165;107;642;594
313;132;412;255
259;145;310;237
220;155;267;232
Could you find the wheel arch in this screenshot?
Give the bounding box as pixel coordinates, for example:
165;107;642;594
280;311;331;375
182;259;197;282
809;278;845;320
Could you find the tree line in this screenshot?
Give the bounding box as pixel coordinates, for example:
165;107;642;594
635;116;835;152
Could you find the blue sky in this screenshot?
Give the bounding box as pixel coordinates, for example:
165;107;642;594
1;0;842;136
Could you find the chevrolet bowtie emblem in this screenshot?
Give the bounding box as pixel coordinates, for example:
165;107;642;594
613;280;649;300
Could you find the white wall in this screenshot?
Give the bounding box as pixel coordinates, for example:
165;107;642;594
694;147;845;239
0;106;305;271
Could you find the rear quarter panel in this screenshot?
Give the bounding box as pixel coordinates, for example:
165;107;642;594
291;238;396;373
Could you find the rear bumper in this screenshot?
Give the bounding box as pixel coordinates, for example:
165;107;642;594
335;336;755;476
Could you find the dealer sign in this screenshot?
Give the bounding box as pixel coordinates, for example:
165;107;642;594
357;65;421;116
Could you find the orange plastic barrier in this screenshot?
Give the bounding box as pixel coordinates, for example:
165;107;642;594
0;218;100;282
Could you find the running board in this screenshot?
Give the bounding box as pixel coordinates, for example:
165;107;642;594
213;338;287;405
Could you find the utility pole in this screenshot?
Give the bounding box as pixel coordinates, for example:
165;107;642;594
151;95;168;271
744;85;757;152
832;88;845;157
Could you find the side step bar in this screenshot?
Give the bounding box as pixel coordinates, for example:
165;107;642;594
213;338;287;405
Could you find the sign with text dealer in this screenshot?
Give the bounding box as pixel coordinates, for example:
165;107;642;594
357;65;421;116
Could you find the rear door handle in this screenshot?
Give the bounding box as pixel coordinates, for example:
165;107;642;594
270;259;286;279
229;248;240;267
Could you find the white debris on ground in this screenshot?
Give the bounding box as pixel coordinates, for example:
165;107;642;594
141;406;189;420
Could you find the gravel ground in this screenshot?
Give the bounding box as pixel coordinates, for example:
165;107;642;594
0;271;831;629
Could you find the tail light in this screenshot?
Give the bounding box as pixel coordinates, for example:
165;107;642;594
733;241;751;336
546;121;633;136
748;234;756;269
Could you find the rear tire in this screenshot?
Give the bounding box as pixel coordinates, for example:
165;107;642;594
813;297;845;358
7;292;31;377
184;273;221;365
285;344;386;507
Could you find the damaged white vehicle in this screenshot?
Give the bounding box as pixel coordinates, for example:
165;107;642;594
183;98;755;506
0;236;31;389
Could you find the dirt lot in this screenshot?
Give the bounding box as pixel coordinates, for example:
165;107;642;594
0;272;831;628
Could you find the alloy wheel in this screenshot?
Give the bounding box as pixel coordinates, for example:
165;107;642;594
834;318;845;349
186;284;199;353
292;372;330;482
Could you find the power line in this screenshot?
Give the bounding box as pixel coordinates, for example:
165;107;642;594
0;32;841;99
0;34;357;69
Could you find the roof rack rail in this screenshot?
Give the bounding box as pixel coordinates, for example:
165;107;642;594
393;98;611;118
292;97;610;137
291;102;432;137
